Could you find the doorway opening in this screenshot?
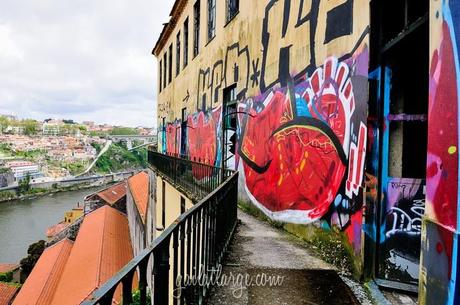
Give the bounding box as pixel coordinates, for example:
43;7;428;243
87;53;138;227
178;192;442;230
369;0;429;292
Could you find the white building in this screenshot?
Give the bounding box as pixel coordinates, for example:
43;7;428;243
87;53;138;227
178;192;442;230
5;161;43;181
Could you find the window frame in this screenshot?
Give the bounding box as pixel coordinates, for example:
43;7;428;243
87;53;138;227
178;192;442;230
226;0;239;23
168;44;173;84
159;59;163;92
207;0;216;41
183;18;189;68
193;1;200;57
163;52;167;89
176;31;181;76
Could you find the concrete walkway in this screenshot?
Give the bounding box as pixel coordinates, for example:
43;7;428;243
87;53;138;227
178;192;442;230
205;210;373;305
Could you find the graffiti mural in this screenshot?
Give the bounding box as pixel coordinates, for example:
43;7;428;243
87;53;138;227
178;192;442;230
379;178;425;284
158;0;370;257
165;121;181;155
238;54;368;226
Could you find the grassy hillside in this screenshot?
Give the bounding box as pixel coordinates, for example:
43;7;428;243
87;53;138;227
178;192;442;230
93;142;147;174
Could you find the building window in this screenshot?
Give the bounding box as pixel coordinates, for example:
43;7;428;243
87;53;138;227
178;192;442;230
184;18;189;68
193;1;200;57
227;0;239;22
176;32;181;76
159;59;162;92
223;84;238;169
207;0;216;41
168;44;173;84
163;52;167;89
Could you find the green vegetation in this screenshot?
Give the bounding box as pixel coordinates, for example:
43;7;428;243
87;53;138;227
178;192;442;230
0;167;11;174
110;127;139;135
18;174;31;194
20;240;46;280
93;143;147;174
62;161;89;176
0;271;13;282
132;290;152;305
0;116;40;135
0;191;16;201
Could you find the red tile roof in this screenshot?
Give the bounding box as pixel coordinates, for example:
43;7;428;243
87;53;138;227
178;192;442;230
46;222;68;239
96;182;127;205
50;205;134;305
0;282;19;305
128;172;149;223
12;239;73;305
0;265;18;274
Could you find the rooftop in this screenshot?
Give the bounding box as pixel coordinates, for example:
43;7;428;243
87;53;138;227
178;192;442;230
95;182;127;205
46;222;68;239
128;171;149;223
50;206;134;304
0;264;19;274
12;239;73;305
0;282;19;305
152;0;186;56
13;206;134;305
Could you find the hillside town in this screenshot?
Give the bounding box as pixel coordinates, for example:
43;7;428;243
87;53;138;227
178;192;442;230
0;114;154;188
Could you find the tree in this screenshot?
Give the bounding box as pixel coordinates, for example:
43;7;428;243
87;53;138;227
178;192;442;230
18;173;31;194
22;119;39;135
110;127;139;135
20;240;46;281
0;116;10;133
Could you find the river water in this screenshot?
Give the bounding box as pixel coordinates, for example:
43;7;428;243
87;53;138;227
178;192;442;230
0;187;100;264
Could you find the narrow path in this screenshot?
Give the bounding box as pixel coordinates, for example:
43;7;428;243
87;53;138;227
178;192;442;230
205;210;372;305
76;140;112;177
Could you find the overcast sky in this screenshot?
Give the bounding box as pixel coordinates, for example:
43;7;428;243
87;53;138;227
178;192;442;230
0;0;174;128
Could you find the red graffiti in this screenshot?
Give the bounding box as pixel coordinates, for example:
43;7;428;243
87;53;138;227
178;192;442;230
166;123;180;155
187;108;221;179
427;21;459;275
239;58;359;222
427;22;459;230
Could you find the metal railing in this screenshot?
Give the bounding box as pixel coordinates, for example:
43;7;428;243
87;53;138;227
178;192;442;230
148;150;234;201
82;154;238;305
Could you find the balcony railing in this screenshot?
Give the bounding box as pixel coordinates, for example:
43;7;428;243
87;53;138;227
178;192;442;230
148;150;234;201
82;153;238;305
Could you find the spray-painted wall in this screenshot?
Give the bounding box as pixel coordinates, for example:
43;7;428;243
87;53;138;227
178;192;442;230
419;0;460;304
155;0;370;263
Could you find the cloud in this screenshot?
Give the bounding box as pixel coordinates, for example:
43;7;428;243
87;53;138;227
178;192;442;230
0;0;174;127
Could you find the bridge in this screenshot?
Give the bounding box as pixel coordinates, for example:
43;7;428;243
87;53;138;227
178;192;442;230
107;135;157;150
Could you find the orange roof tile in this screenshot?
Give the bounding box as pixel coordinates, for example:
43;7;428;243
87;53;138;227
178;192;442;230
12;239;73;305
50;206;134;305
46;222;68;239
128;172;149;223
0;264;18;274
0;282;19;305
97;183;127;205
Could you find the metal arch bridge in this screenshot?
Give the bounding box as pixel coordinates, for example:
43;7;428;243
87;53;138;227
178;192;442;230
107;135;157;150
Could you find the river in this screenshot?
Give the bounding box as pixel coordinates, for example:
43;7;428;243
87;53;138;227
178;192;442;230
0;187;101;264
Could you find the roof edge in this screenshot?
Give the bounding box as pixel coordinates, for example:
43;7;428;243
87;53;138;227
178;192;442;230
152;0;188;56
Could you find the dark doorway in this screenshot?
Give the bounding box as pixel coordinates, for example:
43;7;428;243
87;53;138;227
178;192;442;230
222;85;238;170
181;108;187;157
369;0;429;291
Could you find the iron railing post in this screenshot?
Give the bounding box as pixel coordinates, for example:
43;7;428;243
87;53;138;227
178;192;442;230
154;239;171;305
